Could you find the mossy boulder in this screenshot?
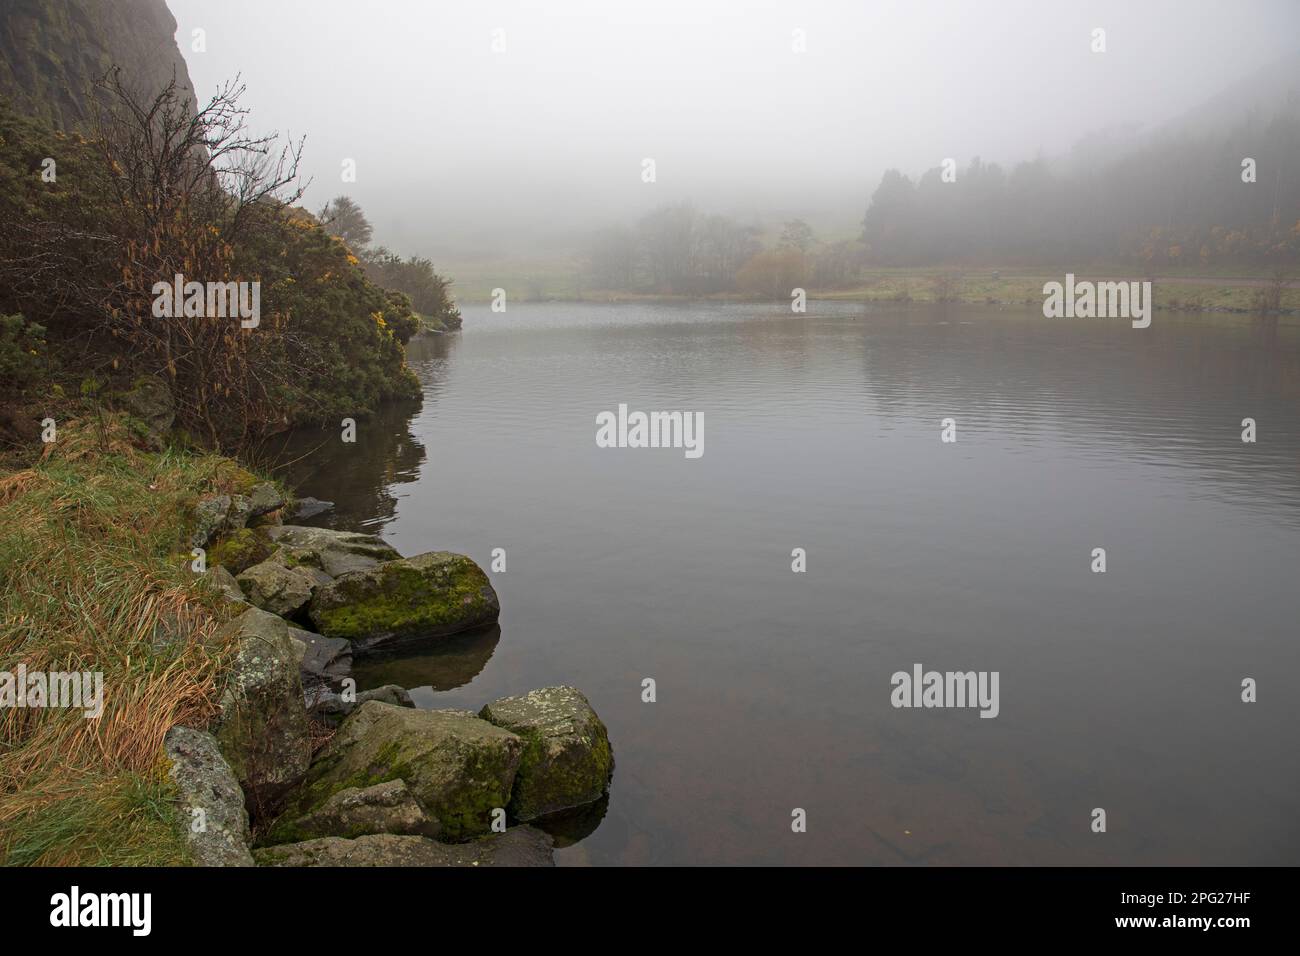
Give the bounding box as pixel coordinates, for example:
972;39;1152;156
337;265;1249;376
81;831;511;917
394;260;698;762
207;527;274;575
191;483;283;551
264;525;400;578
211;607;311;807
236;559;314;617
285;701;522;842
479;686;614;821
308;551;500;653
254;827;554;867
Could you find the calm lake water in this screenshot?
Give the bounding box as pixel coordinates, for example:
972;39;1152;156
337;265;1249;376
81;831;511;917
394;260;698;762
271;301;1300;865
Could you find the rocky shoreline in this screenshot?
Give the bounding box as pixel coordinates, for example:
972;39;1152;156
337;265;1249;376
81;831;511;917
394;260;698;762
172;488;613;866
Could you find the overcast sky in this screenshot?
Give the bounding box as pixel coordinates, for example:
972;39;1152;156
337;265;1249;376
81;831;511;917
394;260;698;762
167;0;1300;255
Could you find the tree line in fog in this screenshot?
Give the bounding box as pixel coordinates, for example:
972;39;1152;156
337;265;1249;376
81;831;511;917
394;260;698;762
587;98;1300;294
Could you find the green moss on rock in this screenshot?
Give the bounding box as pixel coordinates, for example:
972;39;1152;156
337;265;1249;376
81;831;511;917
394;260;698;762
479;686;614;821
308;551;499;652
207;528;273;575
280;701;522;843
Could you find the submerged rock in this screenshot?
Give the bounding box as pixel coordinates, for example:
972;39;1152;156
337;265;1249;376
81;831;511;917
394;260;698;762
264;525;399;578
308;551;499;653
211;607;311;807
289;497;334;520
286;700;522;842
253;827;554;867
480;686;614;821
164;726;253;867
267;779;431;843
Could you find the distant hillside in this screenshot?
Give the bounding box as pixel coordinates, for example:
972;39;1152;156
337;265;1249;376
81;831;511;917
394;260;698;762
0;0;196;132
1155;50;1300;141
1064;51;1300;174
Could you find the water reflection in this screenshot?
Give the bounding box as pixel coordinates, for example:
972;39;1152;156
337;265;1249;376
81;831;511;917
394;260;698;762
352;624;502;692
263;334;459;535
857;305;1300;521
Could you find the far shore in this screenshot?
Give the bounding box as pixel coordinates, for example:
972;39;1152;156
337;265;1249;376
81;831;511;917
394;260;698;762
441;266;1300;316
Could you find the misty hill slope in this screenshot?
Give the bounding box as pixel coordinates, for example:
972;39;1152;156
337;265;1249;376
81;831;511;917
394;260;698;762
1065;50;1300;173
0;0;196;132
1156;50;1300;141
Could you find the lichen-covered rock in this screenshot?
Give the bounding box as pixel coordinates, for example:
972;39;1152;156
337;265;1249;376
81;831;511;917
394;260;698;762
267;779;431;844
191;494;232;549
227;495;254;530
264;525;399;578
237;560;314;618
253;827;554;867
287;701;522;842
164;726;253;866
207;527;274;575
212;607;311;806
247;482;285;517
308;551;499;653
479;686;614;821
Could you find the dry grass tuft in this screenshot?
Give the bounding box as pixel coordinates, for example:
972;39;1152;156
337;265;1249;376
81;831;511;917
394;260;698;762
0;414;264;864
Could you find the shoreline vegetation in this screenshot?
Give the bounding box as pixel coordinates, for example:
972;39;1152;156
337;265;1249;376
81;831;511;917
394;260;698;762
444;265;1300;316
0;407;613;866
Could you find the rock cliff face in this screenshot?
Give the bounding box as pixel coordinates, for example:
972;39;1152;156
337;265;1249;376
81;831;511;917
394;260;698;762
0;0;196;131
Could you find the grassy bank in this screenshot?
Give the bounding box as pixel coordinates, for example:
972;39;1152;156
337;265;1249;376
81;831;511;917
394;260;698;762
0;416;273;865
442;257;1299;314
811;269;1300;313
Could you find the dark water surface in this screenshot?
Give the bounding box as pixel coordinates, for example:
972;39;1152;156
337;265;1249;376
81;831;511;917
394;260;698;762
270;302;1300;865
